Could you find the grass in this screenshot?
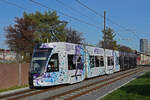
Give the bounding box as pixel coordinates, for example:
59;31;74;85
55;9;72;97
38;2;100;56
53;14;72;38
101;70;150;100
0;84;28;93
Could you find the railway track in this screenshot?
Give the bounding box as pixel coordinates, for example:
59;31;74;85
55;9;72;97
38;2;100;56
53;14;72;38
0;84;65;100
44;67;146;100
0;66;148;100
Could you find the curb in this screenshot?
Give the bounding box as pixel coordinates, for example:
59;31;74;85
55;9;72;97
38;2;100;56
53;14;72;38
0;87;29;97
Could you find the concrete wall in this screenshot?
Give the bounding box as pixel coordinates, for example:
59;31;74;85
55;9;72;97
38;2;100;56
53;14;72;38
0;63;29;89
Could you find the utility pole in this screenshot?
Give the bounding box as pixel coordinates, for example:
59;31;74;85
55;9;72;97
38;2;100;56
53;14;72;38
104;10;107;73
104;10;106;49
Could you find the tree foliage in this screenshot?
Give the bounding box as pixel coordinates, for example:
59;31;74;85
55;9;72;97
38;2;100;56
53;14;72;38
24;11;67;43
5;17;35;62
5;11;67;62
99;27;118;50
118;45;133;53
98;27;134;52
65;28;84;44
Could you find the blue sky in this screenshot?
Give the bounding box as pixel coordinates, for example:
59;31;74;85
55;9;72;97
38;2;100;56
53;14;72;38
0;0;150;50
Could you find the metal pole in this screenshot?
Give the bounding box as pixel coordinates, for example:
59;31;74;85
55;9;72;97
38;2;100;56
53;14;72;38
104;11;107;73
19;63;22;86
104;10;106;49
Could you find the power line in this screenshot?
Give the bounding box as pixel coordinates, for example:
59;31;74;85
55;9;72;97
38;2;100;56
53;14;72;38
53;0;101;36
0;0;101;43
115;31;139;48
1;0;100;29
75;0;103;17
115;32;132;42
107;18;140;38
65;0;138;49
0;0;30;11
29;0;100;29
75;0;140;38
54;0;96;22
75;0;139;46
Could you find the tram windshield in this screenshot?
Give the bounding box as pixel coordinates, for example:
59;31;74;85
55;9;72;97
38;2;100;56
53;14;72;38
30;47;52;73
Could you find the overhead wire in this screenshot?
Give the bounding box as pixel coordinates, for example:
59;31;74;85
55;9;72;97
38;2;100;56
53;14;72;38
29;0;100;29
1;0;140;49
1;0;101;34
75;0;140;38
53;0;101;41
75;0;142;50
0;0;30;11
1;0;101;43
73;0;139;49
1;0;100;30
54;0;138;48
75;0;103;18
54;0;97;23
107;19;140;38
115;31;138;47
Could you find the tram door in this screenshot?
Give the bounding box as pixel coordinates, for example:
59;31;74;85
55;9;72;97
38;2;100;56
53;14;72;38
105;49;114;74
67;54;85;84
114;51;120;72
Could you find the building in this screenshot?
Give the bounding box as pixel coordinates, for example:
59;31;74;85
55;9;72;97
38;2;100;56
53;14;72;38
0;49;17;63
140;39;148;53
148;43;150;53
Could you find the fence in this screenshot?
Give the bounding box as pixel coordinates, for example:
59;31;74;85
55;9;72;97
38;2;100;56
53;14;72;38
0;63;29;89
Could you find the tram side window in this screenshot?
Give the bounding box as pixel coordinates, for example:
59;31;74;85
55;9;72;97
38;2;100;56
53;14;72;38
124;57;128;64
100;56;104;66
68;55;76;70
47;53;59;72
107;56;114;66
95;56;100;67
107;57;111;66
90;56;95;68
77;56;83;70
111;56;114;65
129;57;132;65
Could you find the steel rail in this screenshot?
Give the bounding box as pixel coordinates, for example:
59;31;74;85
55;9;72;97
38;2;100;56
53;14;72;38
44;67;145;100
65;68;145;100
4;67;143;100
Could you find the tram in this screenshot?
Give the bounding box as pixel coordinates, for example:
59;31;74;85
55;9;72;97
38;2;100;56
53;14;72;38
29;42;136;88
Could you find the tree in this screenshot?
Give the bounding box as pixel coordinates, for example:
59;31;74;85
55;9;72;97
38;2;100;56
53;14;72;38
24;11;67;43
99;27;118;50
5;11;67;62
118;45;133;53
5;17;35;62
65;28;84;44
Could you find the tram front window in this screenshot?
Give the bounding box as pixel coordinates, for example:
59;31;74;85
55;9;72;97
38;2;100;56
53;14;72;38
30;48;52;73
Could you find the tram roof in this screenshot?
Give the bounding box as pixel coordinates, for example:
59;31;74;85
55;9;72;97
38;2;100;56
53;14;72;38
137;52;150;56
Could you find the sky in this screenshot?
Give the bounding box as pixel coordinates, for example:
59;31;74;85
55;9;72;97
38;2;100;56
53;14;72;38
0;0;150;51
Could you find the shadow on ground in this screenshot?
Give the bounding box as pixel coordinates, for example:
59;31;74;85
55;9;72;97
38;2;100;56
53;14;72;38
120;85;150;96
120;71;150;96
